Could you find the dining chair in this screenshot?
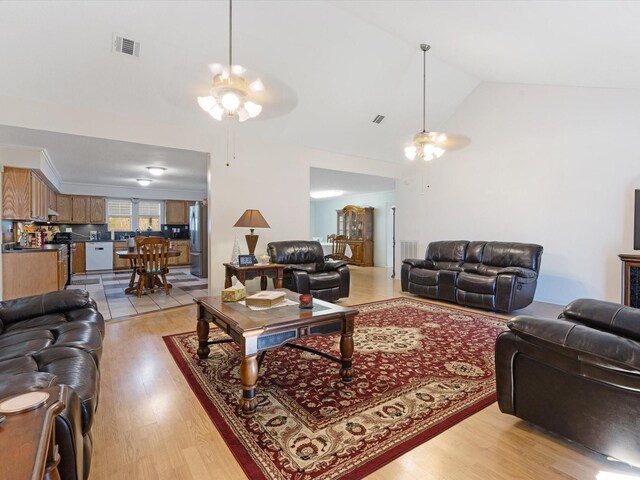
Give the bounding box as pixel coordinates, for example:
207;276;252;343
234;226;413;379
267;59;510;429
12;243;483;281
325;235;347;261
135;237;170;298
327;234;335;242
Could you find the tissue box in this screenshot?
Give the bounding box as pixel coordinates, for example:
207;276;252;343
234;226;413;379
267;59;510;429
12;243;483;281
222;284;246;302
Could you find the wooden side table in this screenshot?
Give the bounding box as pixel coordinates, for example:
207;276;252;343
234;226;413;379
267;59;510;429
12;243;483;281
619;254;640;307
0;385;66;480
224;263;285;291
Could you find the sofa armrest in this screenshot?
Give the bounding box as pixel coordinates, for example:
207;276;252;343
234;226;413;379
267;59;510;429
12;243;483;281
285;264;317;274
560;298;640;342
402;258;433;269
497;267;537;283
0;290;96;326
508;315;640;372
317;261;347;272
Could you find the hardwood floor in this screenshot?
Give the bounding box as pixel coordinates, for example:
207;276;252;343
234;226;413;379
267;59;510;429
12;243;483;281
90;267;639;479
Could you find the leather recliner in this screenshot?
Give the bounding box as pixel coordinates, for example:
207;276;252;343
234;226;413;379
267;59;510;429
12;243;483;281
402;240;543;312
267;240;350;302
0;289;104;480
496;298;640;466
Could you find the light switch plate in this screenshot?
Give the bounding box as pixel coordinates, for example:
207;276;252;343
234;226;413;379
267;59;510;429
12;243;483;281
65;228;72;233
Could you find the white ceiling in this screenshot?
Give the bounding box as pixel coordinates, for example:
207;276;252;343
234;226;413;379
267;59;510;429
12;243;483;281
0;125;207;193
0;0;637;185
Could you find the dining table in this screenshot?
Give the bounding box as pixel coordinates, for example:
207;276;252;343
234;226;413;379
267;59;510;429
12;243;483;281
115;249;180;294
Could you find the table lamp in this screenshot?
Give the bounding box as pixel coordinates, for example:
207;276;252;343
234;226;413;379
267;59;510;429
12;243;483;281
233;209;270;260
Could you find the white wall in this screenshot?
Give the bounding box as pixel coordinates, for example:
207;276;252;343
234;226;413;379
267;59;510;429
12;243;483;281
209;139;401;289
397;82;640;305
311;191;395;267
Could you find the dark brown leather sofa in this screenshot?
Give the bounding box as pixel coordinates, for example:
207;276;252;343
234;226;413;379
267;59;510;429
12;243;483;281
401;240;543;312
267;240;350;302
0;289;104;480
496;298;640;466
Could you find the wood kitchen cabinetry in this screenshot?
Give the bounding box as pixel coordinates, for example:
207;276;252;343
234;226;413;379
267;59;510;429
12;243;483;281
113;241;130;270
54;195;105;224
2;167;53;221
168;240;191;266
165;200;196;224
73;242;86;274
2;246;68;300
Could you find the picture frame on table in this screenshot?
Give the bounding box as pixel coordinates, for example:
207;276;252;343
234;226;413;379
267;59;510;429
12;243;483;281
238;254;257;267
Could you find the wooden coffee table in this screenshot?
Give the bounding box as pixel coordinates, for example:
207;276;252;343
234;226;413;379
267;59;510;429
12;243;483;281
195;289;358;414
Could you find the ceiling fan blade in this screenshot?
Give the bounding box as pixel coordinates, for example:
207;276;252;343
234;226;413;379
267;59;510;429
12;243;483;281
437;134;471;151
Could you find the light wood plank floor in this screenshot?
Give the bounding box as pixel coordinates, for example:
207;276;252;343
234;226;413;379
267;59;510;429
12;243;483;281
90;267;640;479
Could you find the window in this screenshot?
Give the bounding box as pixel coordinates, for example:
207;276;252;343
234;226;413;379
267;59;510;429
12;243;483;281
106;199;164;232
138;201;161;231
107;199;132;231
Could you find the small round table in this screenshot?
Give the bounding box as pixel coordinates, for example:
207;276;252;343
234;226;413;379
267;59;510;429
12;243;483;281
116;249;180;294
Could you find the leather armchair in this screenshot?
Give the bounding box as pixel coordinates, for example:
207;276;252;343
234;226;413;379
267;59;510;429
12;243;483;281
496;299;640;466
267;240;350;301
0;289;104;480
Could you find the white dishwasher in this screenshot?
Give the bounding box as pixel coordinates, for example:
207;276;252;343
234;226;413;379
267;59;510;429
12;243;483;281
85;242;113;271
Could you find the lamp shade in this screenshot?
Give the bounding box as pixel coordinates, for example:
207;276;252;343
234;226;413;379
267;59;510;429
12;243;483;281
233;209;270;229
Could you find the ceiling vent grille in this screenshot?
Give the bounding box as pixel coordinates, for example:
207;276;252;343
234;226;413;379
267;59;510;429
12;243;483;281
372;114;385;124
113;34;140;57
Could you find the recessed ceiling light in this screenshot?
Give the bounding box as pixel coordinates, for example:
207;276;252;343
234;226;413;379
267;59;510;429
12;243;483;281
137;178;152;186
146;166;166;176
310;190;344;199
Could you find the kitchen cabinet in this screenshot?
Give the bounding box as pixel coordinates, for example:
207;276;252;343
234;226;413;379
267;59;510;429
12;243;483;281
2;247;66;300
53;195;106;224
56;195;73;223
48;184;57;212
113;241;130;270
168;240;190;266
165;200;187;224
72;242;86;274
90;197;106;224
2;167;52;221
72;196;89;224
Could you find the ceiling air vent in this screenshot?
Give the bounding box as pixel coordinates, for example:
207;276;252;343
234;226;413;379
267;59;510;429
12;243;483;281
372;114;385;124
113;34;140;57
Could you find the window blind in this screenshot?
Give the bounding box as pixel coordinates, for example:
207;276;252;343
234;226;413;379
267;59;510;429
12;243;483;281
107;199;132;216
138;201;161;217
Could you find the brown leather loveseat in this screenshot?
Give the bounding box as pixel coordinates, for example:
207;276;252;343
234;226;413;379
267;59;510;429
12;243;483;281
496;298;640;466
401;240;543;312
0;290;104;480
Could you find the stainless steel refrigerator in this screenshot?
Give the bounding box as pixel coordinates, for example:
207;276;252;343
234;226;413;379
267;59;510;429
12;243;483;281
189;202;208;278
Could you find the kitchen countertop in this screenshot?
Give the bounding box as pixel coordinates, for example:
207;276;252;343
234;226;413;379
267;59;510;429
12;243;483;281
2;244;68;254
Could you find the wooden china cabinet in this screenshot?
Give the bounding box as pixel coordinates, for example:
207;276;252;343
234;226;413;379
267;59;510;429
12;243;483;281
336;205;374;266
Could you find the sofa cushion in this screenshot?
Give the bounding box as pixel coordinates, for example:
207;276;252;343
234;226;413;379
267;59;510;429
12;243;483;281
457;272;497;294
0;290;96;325
481;242;543;270
0;330;54;362
0;354;40;375
409;268;439;286
0;371;59;400
309;271;341;290
34;348;99;435
426;240;468;266
3;313;68;334
268;241;326;265
65;308;106;337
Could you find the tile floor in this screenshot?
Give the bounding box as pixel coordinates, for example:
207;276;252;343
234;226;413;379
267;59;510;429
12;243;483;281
66;267;209;320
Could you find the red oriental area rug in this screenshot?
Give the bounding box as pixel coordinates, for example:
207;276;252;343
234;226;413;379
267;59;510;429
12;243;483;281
163;298;508;480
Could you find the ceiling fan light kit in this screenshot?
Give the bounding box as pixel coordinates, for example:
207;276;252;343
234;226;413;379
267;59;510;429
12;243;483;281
197;0;263;122
405;44;449;162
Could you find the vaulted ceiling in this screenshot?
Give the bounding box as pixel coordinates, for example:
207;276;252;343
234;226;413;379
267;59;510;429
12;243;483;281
0;1;636;184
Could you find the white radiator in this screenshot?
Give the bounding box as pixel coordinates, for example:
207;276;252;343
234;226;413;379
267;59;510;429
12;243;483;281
400;240;418;260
